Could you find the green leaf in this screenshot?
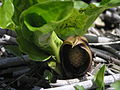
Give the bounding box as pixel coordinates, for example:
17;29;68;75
0;0;14;29
20;1;73;31
18;38;51;61
16;27;51;61
55;0;120;40
44;70;53;82
54;4;106;40
16;1;72;61
74;1;88;10
12;0;38;25
111;80;120;90
32;31;63;62
5;45;23;57
100;0;120;7
94;64;106;90
74;85;85;90
81;4;105;33
16;23;63;61
48;60;62;75
10;0;120;61
100;0;110;5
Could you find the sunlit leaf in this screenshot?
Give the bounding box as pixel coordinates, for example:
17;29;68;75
94;64;106;90
100;0;120;7
74;1;88;10
0;0;14;29
55;0;120;39
21;1;73;31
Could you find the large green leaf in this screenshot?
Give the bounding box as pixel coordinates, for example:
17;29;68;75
18;1;73;45
0;0;14;29
5;0;120;62
100;0;120;7
13;0;56;25
55;8;88;39
31;31;63;62
55;3;106;40
16;27;51;61
16;23;63;61
80;4;105;33
54;0;120;40
17;37;51;61
20;1;73;31
15;1;72;61
94;65;106;90
12;0;38;25
82;0;120;33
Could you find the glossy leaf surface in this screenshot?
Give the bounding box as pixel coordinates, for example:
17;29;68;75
0;0;14;28
94;65;106;90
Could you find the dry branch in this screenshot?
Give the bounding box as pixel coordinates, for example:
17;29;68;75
89;41;120;46
91;48;120;65
43;74;120;90
101;45;120;59
0;55;30;68
2;34;17;45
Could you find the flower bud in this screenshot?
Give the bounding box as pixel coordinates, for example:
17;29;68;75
60;36;92;78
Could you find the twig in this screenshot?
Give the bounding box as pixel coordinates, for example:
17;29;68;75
1;34;17;45
0;66;30;75
89;41;120;46
90;63;103;75
5;74;26;88
0;38;6;44
51;78;80;87
106;87;115;90
93;57;107;63
88;27;101;36
84;34;98;43
106;68;115;75
90;47;116;58
0;28;16;37
91;48;120;65
13;67;30;76
110;68;120;73
43;74;120;90
0;55;30;68
101;45;120;59
109;44;120;51
85;34;113;43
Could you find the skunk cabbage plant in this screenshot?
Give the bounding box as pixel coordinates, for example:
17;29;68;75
0;0;120;78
